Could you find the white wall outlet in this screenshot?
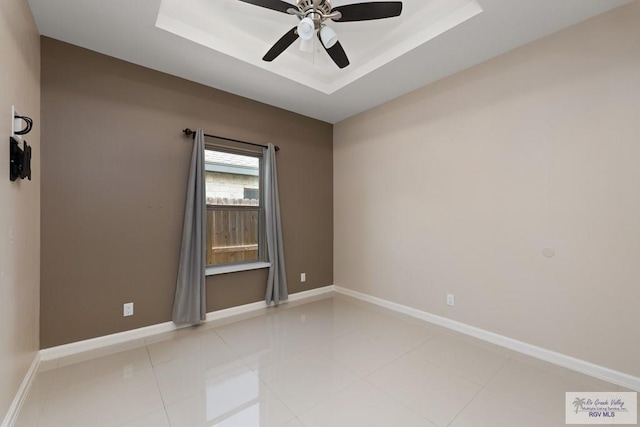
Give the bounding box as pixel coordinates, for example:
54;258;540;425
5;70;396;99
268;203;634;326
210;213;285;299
123;364;133;379
300;273;306;282
446;294;455;307
542;248;556;258
123;302;134;317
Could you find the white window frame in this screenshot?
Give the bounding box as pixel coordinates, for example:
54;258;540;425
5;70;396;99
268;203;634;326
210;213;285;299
204;146;270;276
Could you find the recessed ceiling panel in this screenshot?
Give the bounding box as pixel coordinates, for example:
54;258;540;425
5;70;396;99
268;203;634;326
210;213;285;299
156;0;483;94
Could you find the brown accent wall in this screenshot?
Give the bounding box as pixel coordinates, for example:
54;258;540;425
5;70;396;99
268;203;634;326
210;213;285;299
40;37;333;348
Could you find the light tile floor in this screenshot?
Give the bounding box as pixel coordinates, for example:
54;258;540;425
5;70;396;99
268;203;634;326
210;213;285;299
15;294;633;427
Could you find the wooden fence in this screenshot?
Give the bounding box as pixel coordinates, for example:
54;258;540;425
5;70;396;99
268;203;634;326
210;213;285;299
206;201;259;265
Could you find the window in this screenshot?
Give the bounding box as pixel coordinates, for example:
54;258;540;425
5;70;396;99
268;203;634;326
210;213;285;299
205;148;265;272
243;187;259;200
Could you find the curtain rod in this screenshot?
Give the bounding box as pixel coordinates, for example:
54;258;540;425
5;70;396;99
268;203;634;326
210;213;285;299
182;128;280;151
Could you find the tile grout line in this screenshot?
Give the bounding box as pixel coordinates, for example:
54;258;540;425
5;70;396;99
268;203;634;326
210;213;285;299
212;312;322;424
336;327;440;426
269;354;360;421
144;343;170;413
27;294;625;427
361;332;437;379
482;354;513;387
445;384;486;427
133;346;172;426
479;359;577;426
147;328;255;417
360;370;439;426
334;287;640;392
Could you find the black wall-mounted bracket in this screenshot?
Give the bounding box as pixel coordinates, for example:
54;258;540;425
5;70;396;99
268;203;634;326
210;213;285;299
10;136;31;181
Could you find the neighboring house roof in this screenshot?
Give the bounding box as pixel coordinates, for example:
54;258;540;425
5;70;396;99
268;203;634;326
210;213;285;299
205;150;258;169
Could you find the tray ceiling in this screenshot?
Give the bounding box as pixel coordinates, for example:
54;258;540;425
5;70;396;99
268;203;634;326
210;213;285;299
156;0;483;94
29;0;631;123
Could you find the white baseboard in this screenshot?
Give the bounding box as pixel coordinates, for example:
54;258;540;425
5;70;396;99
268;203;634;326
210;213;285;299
334;286;640;392
28;281;637;425
1;353;40;427
40;285;334;361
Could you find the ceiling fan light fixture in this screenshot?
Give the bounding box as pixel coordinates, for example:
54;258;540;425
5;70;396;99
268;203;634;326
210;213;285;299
243;0;404;68
320;25;338;48
297;17;315;40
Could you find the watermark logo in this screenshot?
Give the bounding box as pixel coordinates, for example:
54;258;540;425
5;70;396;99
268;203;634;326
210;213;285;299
566;392;637;424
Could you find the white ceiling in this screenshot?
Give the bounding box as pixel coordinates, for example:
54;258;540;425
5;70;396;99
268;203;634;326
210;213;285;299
29;0;630;123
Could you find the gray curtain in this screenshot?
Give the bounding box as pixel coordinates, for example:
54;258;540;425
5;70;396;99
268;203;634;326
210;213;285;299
264;143;288;305
172;129;207;324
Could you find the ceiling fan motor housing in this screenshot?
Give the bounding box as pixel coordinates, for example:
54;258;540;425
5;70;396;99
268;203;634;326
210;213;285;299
297;0;333;27
297;0;332;15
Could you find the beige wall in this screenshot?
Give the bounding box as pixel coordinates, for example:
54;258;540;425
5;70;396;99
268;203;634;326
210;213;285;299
334;1;640;377
40;38;333;348
0;0;40;418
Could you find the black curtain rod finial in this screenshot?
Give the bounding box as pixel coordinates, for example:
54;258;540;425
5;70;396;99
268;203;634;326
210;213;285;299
182;128;279;151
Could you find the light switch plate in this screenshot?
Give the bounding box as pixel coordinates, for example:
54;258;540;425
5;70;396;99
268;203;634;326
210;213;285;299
446;294;455;306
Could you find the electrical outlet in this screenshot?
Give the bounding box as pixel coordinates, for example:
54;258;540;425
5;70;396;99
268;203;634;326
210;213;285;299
123;302;134;317
446;294;455;307
300;273;306;282
123;364;133;379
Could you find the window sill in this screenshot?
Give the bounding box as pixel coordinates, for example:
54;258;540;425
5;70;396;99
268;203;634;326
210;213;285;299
206;262;271;276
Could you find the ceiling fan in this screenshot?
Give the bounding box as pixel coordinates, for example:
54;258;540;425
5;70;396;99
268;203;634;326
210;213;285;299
237;0;403;69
